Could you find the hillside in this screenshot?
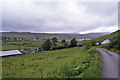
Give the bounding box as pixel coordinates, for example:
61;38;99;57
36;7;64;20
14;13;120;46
1;32;109;41
2;47;102;78
92;30;119;42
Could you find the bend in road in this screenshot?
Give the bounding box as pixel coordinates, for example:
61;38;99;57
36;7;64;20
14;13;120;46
96;48;119;78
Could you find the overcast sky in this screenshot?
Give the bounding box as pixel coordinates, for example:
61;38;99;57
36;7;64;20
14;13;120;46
2;0;118;34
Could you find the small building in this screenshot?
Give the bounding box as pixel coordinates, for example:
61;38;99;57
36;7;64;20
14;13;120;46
95;42;99;45
58;40;62;42
101;39;111;44
58;40;71;43
77;41;82;45
0;50;22;57
76;39;85;41
36;47;41;51
66;40;71;43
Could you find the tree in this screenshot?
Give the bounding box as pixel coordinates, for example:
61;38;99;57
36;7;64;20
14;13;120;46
8;37;10;40
61;40;66;44
91;40;96;46
70;38;77;47
108;35;120;50
3;37;7;40
61;39;68;47
42;39;52;51
52;37;58;46
36;36;39;40
14;37;17;41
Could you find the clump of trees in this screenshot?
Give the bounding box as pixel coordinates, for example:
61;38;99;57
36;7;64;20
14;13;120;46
91;40;96;46
107;36;120;50
61;39;68;46
61;40;66;44
2;37;11;41
52;37;58;46
70;38;77;47
42;38;78;51
42;39;52;51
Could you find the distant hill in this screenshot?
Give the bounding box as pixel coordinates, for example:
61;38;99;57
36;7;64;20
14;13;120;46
92;30;119;42
1;32;110;41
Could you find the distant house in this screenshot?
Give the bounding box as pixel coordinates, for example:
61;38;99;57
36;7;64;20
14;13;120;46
95;42;99;45
77;41;81;45
58;40;71;43
76;39;84;45
34;38;37;40
0;50;22;57
58;40;62;42
101;39;111;44
76;39;85;41
66;40;71;43
35;47;41;51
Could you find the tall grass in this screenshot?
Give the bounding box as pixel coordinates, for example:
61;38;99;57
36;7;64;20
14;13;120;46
2;47;102;78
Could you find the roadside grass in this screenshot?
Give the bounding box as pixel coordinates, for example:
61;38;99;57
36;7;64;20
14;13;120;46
2;47;102;78
98;44;120;54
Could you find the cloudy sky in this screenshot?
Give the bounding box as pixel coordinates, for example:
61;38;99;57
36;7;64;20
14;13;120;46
2;0;118;34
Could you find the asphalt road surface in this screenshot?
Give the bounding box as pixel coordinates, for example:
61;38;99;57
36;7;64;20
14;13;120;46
97;48;119;78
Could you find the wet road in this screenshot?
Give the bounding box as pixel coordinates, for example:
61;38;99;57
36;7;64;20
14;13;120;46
97;48;119;78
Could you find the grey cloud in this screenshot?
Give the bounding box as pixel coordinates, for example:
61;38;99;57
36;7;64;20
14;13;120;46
2;1;118;33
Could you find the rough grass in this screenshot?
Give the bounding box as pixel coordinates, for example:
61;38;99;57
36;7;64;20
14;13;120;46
2;47;102;78
98;44;120;54
2;45;37;51
2;41;43;51
92;30;119;42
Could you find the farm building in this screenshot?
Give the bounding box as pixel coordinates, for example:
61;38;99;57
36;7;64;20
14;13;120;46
66;40;71;43
77;41;82;45
76;39;85;41
58;40;62;42
58;40;71;43
101;39;111;44
95;42;99;45
0;50;22;57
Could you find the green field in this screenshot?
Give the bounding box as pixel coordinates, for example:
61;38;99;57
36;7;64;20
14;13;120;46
1;32;108;41
81;30;120;54
2;47;102;78
2;41;43;51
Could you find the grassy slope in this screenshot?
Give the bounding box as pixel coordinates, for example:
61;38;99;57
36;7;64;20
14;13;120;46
2;47;102;78
92;30;119;42
1;32;108;41
92;30;120;54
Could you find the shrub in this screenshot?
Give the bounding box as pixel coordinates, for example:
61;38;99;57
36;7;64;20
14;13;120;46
61;40;66;44
91;40;96;46
70;38;77;47
52;45;69;50
42;39;52;51
52;37;58;46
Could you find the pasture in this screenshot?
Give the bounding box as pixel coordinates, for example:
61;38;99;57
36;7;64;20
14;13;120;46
2;41;42;51
2;47;102;78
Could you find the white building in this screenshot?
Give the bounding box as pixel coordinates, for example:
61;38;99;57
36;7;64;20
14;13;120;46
76;39;85;41
0;50;22;57
95;42;99;45
101;39;111;44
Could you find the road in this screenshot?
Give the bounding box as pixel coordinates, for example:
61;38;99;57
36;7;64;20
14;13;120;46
96;48;119;78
